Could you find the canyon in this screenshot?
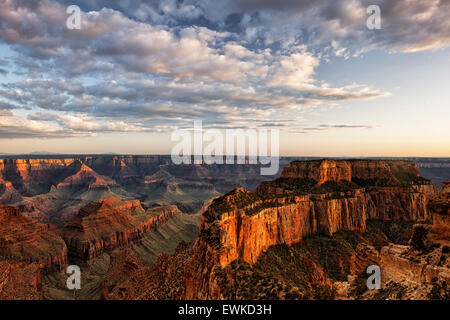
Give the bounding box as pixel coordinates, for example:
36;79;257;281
0;155;287;226
63;197;182;263
183;159;441;299
0;205;68;300
0;156;449;300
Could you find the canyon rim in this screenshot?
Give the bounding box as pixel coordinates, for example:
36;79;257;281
0;0;449;311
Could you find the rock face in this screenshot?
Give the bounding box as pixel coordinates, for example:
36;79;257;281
0;155;287;225
101;242;193;300
62;197;182;262
428;181;450;245
281;159;352;183
55;160;118;190
353;181;450;300
0;205;68;271
0;261;43;300
280;159;422;185
0;158;75;196
365;241;450;300
429;181;450;215
184;159;435;299
0;156;279;194
380;244;450;284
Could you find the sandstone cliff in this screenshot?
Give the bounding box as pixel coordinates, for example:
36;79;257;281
0;261;43;300
353;182;450;300
0;158;74;196
428;181;450;245
55;160;118;190
63;197;182;262
0;205;68;271
0;155;281;226
184;159;435;299
279;159;423;185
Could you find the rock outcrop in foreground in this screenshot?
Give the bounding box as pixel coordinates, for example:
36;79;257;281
357;182;450;299
63;197;182;262
184;159;435;299
0;205;67;300
0;261;43;300
0;205;68;272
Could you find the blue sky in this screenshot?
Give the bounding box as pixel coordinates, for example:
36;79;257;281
0;0;449;156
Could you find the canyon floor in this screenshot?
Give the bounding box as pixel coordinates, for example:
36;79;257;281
0;156;449;300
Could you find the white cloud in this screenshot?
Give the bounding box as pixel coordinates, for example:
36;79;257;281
0;0;402;139
267;47;319;90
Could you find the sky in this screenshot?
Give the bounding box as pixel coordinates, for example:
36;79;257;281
0;0;449;156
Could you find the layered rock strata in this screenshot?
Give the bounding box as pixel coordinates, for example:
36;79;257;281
184;159;435;299
0;205;68;271
428;181;450;245
63;197;182;262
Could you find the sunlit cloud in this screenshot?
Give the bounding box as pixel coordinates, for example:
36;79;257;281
0;0;447;140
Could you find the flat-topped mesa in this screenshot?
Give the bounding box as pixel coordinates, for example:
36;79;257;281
62;197;181;262
255;159;432;198
184;159;434;299
280;159;422;185
281;159;352;183
0;205;68;271
203;161;434;265
350;160;420;183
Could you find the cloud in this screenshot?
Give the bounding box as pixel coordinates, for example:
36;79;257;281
24;0;448;54
0;110;90;139
27;111;149;133
294;123;377;133
267;47;319;90
0;100;16;110
0;0;407;139
197;0;450;54
319;124;376;129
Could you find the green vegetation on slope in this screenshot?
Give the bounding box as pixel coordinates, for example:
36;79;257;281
216;219;422;300
217;230;364;300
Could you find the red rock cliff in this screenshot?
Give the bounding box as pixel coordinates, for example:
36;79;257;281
184;159;434;299
428;181;450;245
280;159;421;185
63;197;182;262
280;159;352;183
0;205;68;271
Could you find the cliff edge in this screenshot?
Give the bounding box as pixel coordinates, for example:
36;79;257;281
184;159;435;299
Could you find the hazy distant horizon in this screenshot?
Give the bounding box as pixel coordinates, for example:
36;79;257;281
1;152;449;159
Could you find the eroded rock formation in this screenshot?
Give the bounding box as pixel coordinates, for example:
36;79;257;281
0;205;68;271
63;197;182;262
428;181;450;245
184;159;435;299
0;261;43;300
0;155;283;225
